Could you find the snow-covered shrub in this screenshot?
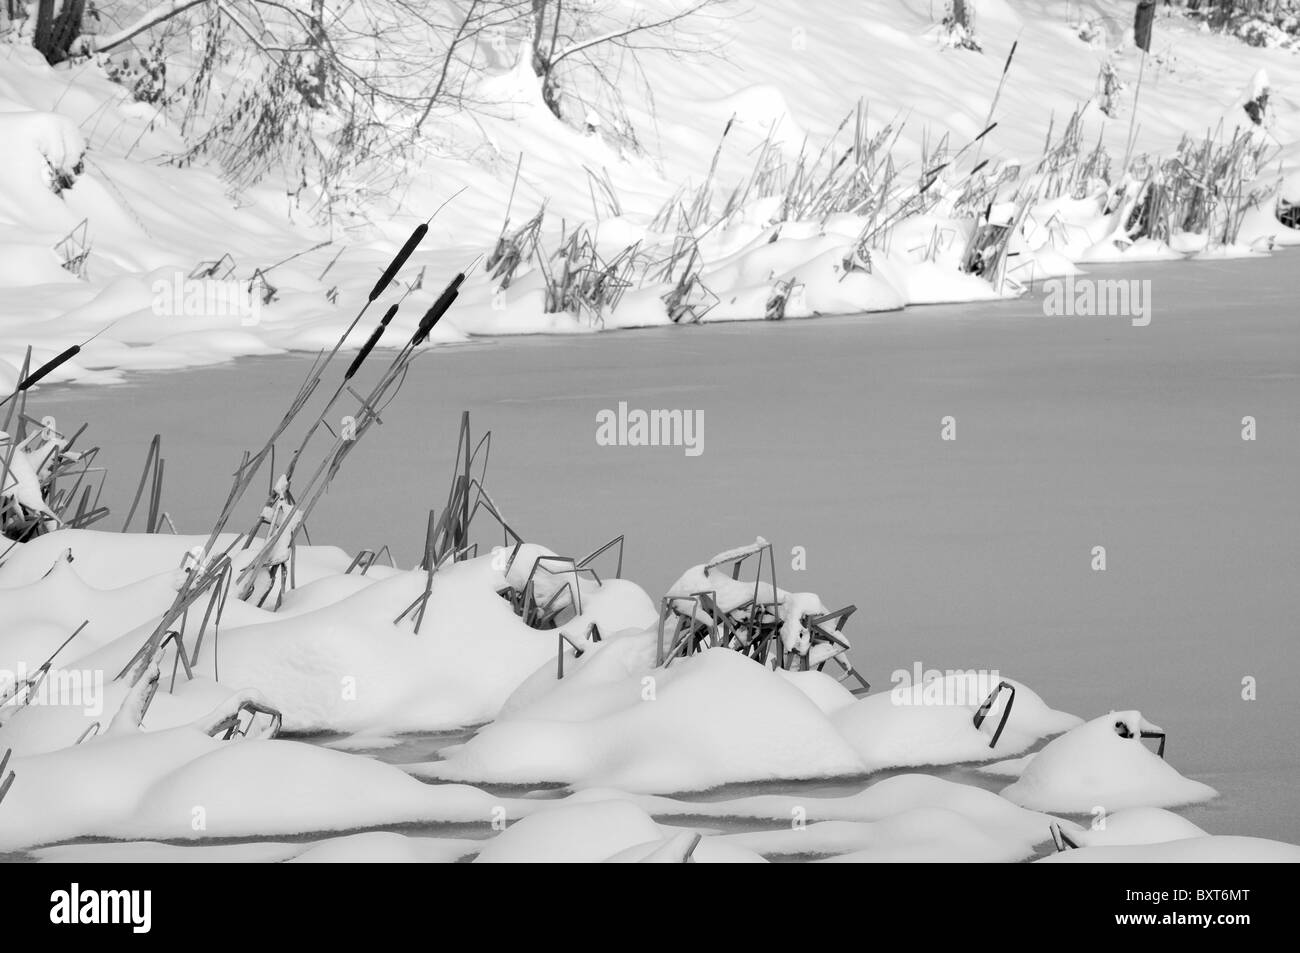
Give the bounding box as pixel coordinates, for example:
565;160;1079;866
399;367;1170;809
0;108;86;199
1182;0;1300;50
941;0;983;51
1097;58;1122;118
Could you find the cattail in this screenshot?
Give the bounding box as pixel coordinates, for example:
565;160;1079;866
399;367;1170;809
920;161;949;194
368;223;428;302
411;274;465;346
344;303;398;380
19;345;79;391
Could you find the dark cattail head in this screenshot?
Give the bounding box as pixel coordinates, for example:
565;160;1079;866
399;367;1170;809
344;304;399;380
369;223;429;302
411;273;466;346
20;345;80;391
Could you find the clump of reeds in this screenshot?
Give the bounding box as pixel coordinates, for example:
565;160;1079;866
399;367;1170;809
392;411;526;634
1037;108;1111;201
654;538;870;693
740;102;907;227
648;222;719;324
650;102;908;237
659;116;740;234
98;205;456;680
764;277;802;320
537;224;642;327
486;187;647;327
1;348;114;546
486;207;545;290
959;193;1031;290
55;219;91;279
1123;125;1274;246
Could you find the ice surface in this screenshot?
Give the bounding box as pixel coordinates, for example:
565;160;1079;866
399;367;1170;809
30;254;1300;845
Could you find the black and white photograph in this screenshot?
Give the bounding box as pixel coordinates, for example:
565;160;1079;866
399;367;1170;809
0;0;1295;912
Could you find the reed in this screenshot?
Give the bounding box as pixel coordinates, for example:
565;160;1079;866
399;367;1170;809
486;207;546;290
1122;125;1274;246
54;219;91;279
0;747;13;806
539;225;642;326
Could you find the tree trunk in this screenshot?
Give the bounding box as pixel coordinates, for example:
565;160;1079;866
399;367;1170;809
530;0;563;119
34;0;56;56
298;0;329;107
33;0;86;65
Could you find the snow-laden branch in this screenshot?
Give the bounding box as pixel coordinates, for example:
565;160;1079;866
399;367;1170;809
70;0;212;56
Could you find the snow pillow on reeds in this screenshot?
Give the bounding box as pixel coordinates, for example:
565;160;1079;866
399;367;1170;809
1001;711;1217;813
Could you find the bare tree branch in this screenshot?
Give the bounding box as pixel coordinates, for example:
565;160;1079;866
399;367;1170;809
71;0;209;55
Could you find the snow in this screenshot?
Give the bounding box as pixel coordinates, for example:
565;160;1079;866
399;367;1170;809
417;646;868;792
32;833;482;863
720;809;1034;863
0;713;517;850
583;773;1067;840
1001;712;1219;813
474;799;768;863
416;650;1097;790
3;2;1300;383
472;799;662;863
833;673;1082;770
0;535;1276;859
12;250;1295;855
1067;807;1209;848
1039;836;1300;863
1;1;1297;863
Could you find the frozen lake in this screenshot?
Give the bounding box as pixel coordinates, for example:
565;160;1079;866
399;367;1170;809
36;254;1300;843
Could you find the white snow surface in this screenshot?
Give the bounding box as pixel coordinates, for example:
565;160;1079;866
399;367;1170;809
1001;711;1219;812
3;2;1300;385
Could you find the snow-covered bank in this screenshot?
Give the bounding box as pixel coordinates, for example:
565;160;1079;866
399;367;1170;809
0;517;1288;860
4;1;1300;386
2;0;1298;864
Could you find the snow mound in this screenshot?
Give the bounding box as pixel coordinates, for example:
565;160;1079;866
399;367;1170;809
473;799;763;863
1001;711;1218;813
720;808;1033;863
832;673;1081;770
1069;807;1208;848
32;833;480;863
568;772;1067;854
418;646;866;792
0;714;513;850
1039;835;1300;863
